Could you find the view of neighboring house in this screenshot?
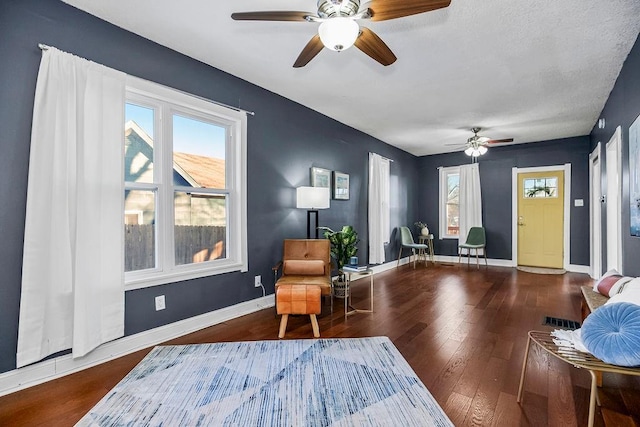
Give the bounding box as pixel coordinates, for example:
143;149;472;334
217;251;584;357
124;121;226;268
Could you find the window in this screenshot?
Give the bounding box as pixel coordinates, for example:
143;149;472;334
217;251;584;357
124;77;247;289
439;166;460;238
523;177;558;198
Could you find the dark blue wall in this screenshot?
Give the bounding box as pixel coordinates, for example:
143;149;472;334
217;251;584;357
0;0;418;374
589;33;640;276
416;137;592;263
2;0;632;377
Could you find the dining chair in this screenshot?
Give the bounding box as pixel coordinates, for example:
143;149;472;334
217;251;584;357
397;226;428;268
458;226;487;268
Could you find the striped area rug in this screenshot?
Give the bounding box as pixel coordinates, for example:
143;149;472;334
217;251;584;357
76;337;452;426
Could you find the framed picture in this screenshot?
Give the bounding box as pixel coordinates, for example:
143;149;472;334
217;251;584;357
333;171;349;200
310;167;331;188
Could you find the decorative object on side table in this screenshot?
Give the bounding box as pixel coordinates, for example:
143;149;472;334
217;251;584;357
318;225;359;297
333;171;349;200
415;221;429;236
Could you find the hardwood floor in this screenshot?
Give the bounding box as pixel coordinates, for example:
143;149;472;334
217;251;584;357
1;264;639;426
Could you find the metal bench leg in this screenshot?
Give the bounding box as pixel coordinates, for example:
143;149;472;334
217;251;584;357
517;335;533;403
588;370;598;427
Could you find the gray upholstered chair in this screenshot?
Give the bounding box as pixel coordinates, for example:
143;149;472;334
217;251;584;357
397;226;428;268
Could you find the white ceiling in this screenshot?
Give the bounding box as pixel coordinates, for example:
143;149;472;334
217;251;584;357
61;0;640;156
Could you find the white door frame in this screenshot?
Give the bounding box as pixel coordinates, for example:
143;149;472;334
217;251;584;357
605;126;623;272
589;143;602;279
511;164;571;269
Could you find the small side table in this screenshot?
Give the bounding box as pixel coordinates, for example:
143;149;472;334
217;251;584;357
342;269;374;319
418;234;435;263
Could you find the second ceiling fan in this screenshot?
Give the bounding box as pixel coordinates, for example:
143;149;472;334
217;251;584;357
231;0;451;68
463;127;514;157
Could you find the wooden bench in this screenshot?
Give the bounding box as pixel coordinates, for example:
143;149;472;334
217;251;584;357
580;285;608;321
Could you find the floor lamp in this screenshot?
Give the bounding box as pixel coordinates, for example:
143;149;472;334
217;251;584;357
296;186;330;239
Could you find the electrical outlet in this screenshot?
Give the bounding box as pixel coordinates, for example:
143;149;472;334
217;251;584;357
254;275;262;287
155;295;166;311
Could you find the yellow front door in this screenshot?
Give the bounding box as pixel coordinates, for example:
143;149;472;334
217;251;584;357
517;171;564;268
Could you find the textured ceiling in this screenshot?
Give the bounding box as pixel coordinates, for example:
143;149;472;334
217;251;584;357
61;0;640;156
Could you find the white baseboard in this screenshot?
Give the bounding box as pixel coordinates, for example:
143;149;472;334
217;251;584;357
0;295;275;397
434;255;590;273
568;264;591;274
434;255;514;267
1;256;591;397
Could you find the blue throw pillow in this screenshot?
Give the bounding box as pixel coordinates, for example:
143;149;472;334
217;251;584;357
581;302;640;367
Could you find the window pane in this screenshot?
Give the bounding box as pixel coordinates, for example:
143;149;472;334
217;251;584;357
124;190;156;271
524;177;558;198
446;173;460;235
173;114;226;189
174;191;227;265
125;103;155;183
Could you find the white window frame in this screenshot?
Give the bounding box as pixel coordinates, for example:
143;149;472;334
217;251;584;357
439;166;460;239
124;76;247;290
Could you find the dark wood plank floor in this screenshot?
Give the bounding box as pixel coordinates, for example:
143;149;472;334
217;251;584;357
1;264;639;426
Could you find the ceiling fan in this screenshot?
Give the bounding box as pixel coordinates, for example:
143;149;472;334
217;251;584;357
459;127;514;158
231;0;451;68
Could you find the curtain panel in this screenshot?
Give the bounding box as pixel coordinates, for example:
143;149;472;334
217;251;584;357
458;163;483;245
17;47;126;367
368;153;390;264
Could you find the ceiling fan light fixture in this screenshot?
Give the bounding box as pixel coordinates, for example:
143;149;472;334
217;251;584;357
318;17;359;51
465;144;488;157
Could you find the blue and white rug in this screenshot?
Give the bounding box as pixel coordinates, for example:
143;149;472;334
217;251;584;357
76;336;452;426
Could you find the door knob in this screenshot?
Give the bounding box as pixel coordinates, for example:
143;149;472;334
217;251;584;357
518;216;524;226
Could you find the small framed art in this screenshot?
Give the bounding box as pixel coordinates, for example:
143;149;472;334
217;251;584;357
333;171;349;200
310;167;331;188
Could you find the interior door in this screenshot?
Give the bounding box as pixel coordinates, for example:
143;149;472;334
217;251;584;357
517;171;564;268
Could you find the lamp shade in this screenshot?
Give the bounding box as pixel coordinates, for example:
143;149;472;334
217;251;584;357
318;17;359;52
296;186;330;209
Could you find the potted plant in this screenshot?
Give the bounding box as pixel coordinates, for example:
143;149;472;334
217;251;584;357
318;225;359;297
414;221;429;236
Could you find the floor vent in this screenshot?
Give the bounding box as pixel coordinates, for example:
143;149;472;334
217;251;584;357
543;316;581;330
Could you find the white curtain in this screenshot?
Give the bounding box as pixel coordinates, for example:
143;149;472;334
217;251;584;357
368;153;390;264
458;163;483;245
17;47;126;367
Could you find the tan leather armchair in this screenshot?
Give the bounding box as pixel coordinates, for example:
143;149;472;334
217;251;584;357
273;239;332;299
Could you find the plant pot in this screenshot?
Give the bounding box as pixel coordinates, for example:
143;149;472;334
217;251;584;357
333;279;349;298
421;227;430;236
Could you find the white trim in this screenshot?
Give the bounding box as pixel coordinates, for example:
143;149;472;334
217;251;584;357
431;255;588;272
438;166;461;239
3;257;408;397
0;295;273;397
433;255;515;267
605;126;623;272
568;264;591;274
589;142;602;279
2;255;590;397
511;164;572;269
123;77;248;289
